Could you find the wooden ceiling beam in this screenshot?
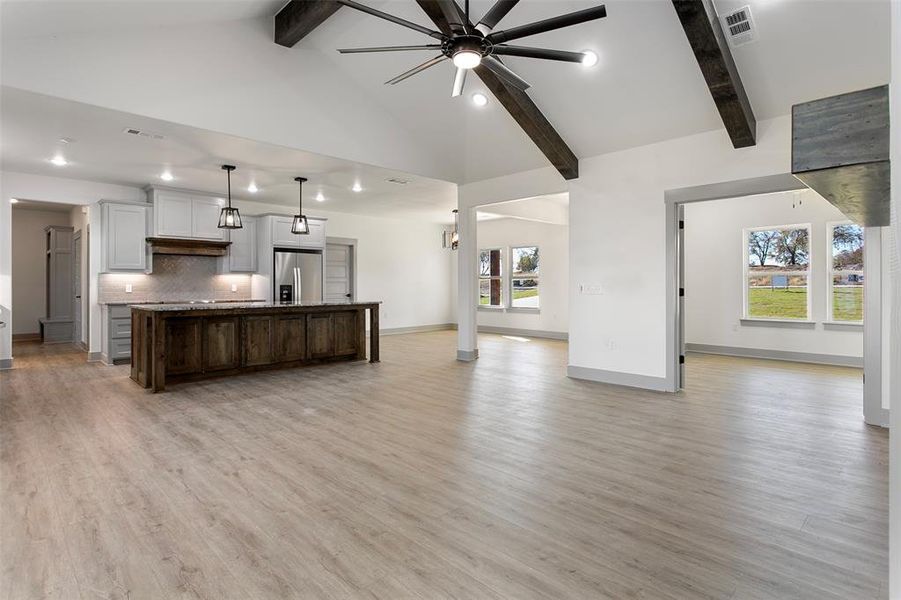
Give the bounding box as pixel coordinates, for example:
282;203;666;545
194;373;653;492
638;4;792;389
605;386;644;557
416;0;579;180
671;0;756;148
275;0;344;47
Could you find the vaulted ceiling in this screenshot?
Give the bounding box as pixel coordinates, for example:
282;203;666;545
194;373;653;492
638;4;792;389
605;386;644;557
0;0;891;185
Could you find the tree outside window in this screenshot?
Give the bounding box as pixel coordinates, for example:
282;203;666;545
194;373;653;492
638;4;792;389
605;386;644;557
479;249;503;306
512;246;539;308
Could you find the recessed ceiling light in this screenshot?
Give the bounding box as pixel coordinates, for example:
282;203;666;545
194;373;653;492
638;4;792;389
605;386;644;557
50;155;68;167
247;182;259;193
581;50;599;68
471;92;488;107
352;182;362;193
160;171;174;182
10;198;19;204
315;192;325;202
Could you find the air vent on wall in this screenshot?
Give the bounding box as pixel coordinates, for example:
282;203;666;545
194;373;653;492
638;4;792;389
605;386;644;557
122;127;165;140
722;5;757;47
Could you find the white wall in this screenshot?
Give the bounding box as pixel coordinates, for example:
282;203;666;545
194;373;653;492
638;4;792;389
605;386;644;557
476;217;568;335
684;189;863;359
888;0;900;596
10;208;73;335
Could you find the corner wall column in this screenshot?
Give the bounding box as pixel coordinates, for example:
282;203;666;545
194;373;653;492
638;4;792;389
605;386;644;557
0;196;12;368
456;205;478;361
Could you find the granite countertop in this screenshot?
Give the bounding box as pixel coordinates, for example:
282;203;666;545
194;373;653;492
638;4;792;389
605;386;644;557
131;300;382;312
102;299;268;306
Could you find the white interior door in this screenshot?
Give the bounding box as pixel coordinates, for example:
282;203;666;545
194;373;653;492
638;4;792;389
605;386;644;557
73;232;82;345
325;243;353;302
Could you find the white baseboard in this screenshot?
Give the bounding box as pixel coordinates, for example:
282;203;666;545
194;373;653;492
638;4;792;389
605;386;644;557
370;323;455;336
0;358;13;370
477;325;568;341
685;343;863;368
457;349;479;361
567;365;670;392
87;351;103;363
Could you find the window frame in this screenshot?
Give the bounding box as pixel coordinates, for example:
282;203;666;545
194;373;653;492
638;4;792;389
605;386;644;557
510;245;540;312
476;244;541;313
741;223;813;322
826;220;864;324
478;247;505;309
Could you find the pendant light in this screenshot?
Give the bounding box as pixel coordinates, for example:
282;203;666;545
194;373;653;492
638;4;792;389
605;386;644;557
217;165;243;229
291;176;309;235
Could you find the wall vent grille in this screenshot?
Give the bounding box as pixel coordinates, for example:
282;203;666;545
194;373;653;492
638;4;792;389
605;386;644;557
122;127;165;140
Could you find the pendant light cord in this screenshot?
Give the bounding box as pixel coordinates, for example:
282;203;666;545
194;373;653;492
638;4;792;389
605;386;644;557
227;168;232;209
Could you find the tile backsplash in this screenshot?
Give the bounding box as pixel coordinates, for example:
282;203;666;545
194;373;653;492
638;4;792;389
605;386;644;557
99;255;253;303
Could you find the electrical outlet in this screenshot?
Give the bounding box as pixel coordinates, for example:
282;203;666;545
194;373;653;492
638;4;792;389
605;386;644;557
231;284;238;292
607;339;617;350
125;284;133;293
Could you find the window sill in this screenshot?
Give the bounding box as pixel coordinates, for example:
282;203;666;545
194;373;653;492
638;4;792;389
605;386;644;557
739;318;816;329
477;305;504;311
507;307;540;314
823;321;863;330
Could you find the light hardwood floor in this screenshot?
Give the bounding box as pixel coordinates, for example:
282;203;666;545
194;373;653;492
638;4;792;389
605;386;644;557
0;333;887;599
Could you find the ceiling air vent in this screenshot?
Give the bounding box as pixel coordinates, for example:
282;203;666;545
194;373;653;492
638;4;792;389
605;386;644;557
386;177;411;185
721;5;757;47
122;127;165;140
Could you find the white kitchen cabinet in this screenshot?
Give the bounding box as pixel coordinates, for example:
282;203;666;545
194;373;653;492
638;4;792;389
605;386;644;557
191;196;227;240
101;202;148;272
225;216;257;272
271;216;325;248
154;193;193;238
149;188;226;240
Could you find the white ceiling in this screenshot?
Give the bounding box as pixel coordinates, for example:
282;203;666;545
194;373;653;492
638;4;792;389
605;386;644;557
0;0;891;185
0;87;458;222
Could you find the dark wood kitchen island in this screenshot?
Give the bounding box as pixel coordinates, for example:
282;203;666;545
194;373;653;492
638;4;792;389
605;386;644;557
131;301;380;392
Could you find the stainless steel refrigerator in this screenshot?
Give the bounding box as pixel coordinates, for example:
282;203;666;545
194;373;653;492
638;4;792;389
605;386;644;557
273;249;323;303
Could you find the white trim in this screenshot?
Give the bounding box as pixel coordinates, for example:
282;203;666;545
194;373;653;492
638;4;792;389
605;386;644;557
739;318;816;328
0;358;13;370
685;343;863;368
567;365;669;391
368;323;455;336
457;349;479;361
478;325;567;341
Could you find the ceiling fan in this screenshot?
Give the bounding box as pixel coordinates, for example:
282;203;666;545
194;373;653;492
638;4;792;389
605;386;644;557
335;0;607;97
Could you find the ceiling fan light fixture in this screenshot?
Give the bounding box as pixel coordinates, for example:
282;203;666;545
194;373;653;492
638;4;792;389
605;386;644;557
453;50;482;69
581;50;599;68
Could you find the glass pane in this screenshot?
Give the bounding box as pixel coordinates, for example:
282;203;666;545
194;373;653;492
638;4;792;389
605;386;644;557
512;247;539;276
833;273;864;321
479;249;502;277
479;278;503;307
747;227;810;269
832;224;864;270
747;274;808;319
512;278;539;308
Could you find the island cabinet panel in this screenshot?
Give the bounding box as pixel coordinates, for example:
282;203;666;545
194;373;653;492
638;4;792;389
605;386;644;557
334;311;361;357
131;302;380;392
243;315;275;366
307;313;335;359
203;317;240;372
276;315;307;362
166;318;202;375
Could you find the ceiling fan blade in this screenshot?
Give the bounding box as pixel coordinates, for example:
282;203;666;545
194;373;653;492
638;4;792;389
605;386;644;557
492;45;585;64
434;0;469;33
337;0;446;40
476;0;520;34
452;67;467;97
487;4;607;44
481;56;530;91
385;55;448;85
338;45;443;54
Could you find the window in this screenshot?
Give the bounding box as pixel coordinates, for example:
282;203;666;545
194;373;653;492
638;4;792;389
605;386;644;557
479;248;503;307
512;246;539;309
744;225;810;320
829;223;864;322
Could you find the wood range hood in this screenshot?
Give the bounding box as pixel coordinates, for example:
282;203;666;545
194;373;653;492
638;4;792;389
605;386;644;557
146;237;231;257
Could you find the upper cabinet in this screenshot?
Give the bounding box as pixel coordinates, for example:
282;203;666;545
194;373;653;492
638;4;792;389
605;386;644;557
271;216;325;248
225;215;257;273
101;202;148;272
148;188;226;241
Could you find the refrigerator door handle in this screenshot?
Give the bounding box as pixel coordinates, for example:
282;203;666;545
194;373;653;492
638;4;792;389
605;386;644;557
293;267;301;303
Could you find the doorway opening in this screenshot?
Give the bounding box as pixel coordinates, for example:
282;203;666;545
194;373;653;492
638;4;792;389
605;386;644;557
665;174;886;426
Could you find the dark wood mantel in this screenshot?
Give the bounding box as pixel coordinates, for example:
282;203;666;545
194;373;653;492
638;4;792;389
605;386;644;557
130;301;381;392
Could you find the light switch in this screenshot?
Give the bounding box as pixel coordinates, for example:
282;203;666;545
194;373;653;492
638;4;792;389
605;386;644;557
231;284;238;292
125;284;133;293
580;283;603;295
